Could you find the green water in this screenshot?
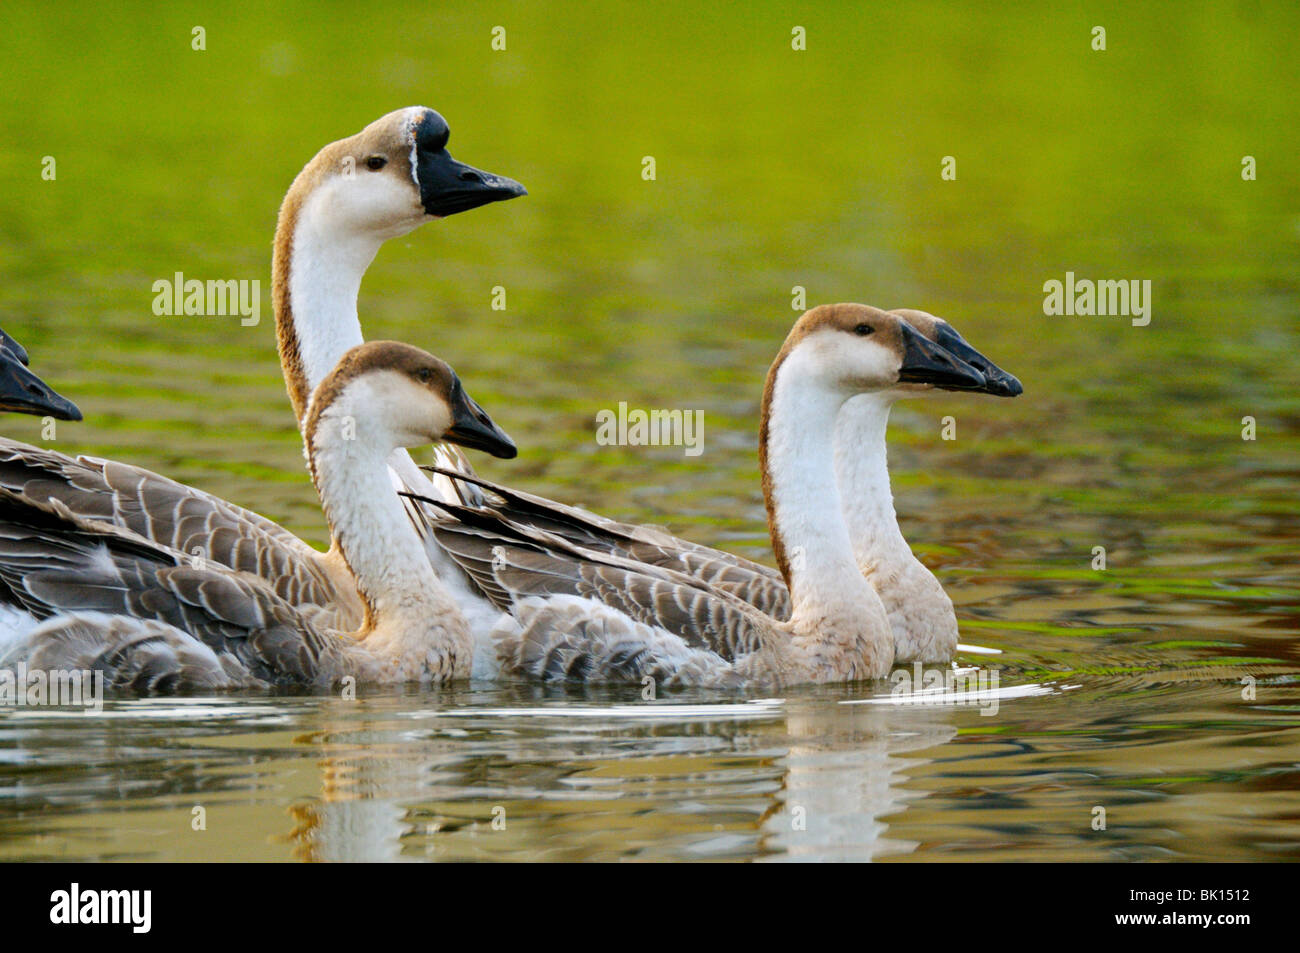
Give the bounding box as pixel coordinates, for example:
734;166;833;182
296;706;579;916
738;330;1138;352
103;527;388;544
0;2;1296;861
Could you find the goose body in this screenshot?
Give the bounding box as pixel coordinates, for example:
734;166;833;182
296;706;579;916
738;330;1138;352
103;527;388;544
429;305;991;688
0;342;517;690
429;308;1021;665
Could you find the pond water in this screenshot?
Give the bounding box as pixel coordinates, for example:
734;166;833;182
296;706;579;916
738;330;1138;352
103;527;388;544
0;3;1296;861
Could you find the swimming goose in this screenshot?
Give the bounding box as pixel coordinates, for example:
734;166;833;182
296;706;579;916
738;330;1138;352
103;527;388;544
425;307;1021;665
426;305;989;688
0;331;82;421
0;341;517;690
0;107;524;640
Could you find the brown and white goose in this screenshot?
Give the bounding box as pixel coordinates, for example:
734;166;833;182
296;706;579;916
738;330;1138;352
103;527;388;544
426;305;989;688
0;107;525;650
0;110;1012;678
0;342;516;690
425;307;1021;668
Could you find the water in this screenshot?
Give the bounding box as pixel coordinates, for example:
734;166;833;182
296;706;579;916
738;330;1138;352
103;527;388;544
0;2;1297;861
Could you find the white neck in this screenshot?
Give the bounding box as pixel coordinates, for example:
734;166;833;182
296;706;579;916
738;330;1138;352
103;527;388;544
308;386;471;678
835;393;957;657
277;187;436;500
763;353;891;670
835;394;907;566
286;191;385;414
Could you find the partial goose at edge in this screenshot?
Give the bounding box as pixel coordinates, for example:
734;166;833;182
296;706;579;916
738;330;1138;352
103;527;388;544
0;329;81;422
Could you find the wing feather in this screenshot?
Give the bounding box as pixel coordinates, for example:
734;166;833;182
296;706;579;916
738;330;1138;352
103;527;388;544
0;487;346;688
0;438;354;625
424;465;792;618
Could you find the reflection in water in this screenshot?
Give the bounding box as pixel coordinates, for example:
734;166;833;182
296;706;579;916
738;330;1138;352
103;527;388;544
1;665;1299;861
288;697;798;862
761;697;957;862
279;696;945;862
273;680;1083;862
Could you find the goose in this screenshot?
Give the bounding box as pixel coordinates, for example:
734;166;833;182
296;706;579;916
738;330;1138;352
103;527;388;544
0;341;517;691
0;106;525;646
422;307;1021;665
424;305;990;688
0;331;82;421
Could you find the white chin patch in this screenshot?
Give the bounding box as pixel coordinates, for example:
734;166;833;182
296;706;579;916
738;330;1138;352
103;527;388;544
407;116;421;189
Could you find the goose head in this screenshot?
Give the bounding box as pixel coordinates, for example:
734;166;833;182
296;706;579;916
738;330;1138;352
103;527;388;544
0;344;82;421
291;107;526;240
306;341;517;459
889;308;1023;397
778;304;987;397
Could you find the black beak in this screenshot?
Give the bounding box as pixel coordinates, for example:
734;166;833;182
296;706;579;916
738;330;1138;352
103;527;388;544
418;150;527;218
443;376;517;459
0;328;30;366
898;323;987;391
934;324;1023;397
410;109;525;217
0;355;82;421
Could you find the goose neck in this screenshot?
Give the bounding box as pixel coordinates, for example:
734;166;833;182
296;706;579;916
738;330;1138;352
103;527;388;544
835;393;911;567
835;392;958;656
759;353;889;651
306;391;470;674
274;188;383;422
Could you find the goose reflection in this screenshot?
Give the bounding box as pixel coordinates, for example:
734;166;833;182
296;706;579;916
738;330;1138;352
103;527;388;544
281;677;974;862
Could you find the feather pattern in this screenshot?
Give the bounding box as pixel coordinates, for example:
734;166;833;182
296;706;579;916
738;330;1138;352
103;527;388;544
0;488;348;687
19;614;260;692
414;495;789;684
424;465;793;619
0;438;361;630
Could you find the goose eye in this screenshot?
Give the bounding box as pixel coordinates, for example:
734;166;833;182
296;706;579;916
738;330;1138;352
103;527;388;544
365;155;387;171
415;368;433;383
854;324;874;336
